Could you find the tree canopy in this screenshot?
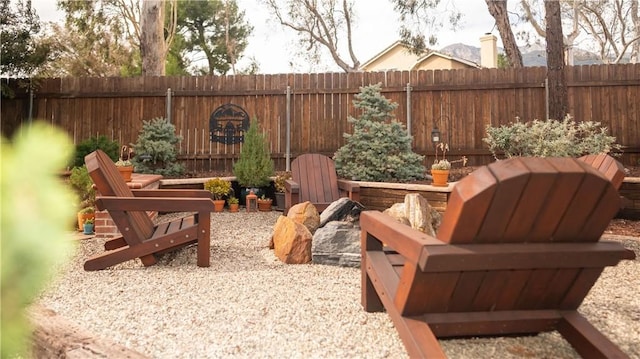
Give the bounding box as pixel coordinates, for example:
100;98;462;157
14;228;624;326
32;0;252;77
174;0;252;75
0;0;51;78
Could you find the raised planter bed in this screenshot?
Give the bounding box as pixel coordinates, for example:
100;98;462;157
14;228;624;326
159;176;640;219
353;181;454;212
620;177;640;220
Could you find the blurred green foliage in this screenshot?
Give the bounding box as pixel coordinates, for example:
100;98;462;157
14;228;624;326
1;122;76;357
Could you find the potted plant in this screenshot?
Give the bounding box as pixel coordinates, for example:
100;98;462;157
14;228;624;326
257;194;273;212
204;178;232;212
233;118;275;203
431;143;468;187
431;143;451;187
227;196;240;213
273;172;290;211
77;206;95;232
115;145;135;182
83;217;95;235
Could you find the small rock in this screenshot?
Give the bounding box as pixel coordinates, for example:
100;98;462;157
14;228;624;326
287;201;320;234
271;216;312;264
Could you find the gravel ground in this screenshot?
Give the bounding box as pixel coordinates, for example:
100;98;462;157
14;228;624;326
37;211;640;358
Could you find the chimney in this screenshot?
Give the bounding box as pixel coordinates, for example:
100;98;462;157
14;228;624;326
480;34;497;68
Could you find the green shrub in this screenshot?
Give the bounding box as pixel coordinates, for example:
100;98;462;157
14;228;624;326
132;117;184;176
68;165;95;209
334;83;424;182
73;135;119;167
204;178;232;200
483;115;620;159
233;119;275;188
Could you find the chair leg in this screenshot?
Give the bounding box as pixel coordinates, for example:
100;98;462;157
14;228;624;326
84;247;157;271
196;212;210;267
362;262;384;312
557;311;630;359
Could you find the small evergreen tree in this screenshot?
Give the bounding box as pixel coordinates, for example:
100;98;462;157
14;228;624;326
132;117;184;176
73;135;119;167
334;83;424;182
233;118;274;187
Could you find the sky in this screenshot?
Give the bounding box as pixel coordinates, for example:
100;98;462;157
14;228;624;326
30;0;525;74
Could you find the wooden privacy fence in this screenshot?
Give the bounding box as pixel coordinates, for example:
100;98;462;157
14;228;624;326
2;64;639;173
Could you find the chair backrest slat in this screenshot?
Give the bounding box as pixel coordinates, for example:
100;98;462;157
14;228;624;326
85;150;155;241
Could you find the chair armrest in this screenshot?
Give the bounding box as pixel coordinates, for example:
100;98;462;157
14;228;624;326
360;210;444;265
285;179;300;194
96;196;215;212
131;189;212;198
337;179;360;193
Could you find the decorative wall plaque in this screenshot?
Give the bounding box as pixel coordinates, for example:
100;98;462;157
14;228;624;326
209;103;250;144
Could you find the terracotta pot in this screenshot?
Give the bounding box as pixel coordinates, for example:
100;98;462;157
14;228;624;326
117;166;134;182
228;203;239;213
431;169;450;187
257;199;272;212
213;199;226;212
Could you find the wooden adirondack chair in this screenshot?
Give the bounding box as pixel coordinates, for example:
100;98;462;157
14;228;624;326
361;157;636;358
284;153;360;214
84;150;215;271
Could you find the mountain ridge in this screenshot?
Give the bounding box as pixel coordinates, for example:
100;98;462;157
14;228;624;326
438;43;602;66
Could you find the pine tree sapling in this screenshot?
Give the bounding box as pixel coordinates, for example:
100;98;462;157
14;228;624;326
132;117;184;176
334;83;424;182
233;118;274;188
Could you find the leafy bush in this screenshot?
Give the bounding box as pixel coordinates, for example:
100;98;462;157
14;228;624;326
274;172;291;193
233;119;275;188
73;135;119;167
334;83;424;182
204;178;232;200
483;115;620;159
132;117;184;176
68;165;95;209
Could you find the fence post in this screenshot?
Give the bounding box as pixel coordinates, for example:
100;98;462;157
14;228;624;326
544;78;549;120
406;82;412;138
166;88;172;122
28;83;34;125
286;85;291;171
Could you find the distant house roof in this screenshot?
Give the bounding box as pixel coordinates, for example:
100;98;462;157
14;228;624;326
360;41;480;71
413;52;480;70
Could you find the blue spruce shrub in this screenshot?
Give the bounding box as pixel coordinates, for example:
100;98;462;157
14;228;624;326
334;83;424;182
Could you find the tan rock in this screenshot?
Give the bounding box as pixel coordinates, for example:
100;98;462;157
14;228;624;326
286;201;320;234
404;193;437;237
383;203;411;227
382;194;440;236
272;215;312;264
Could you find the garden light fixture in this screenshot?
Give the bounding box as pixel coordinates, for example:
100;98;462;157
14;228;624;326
431;126;441;144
